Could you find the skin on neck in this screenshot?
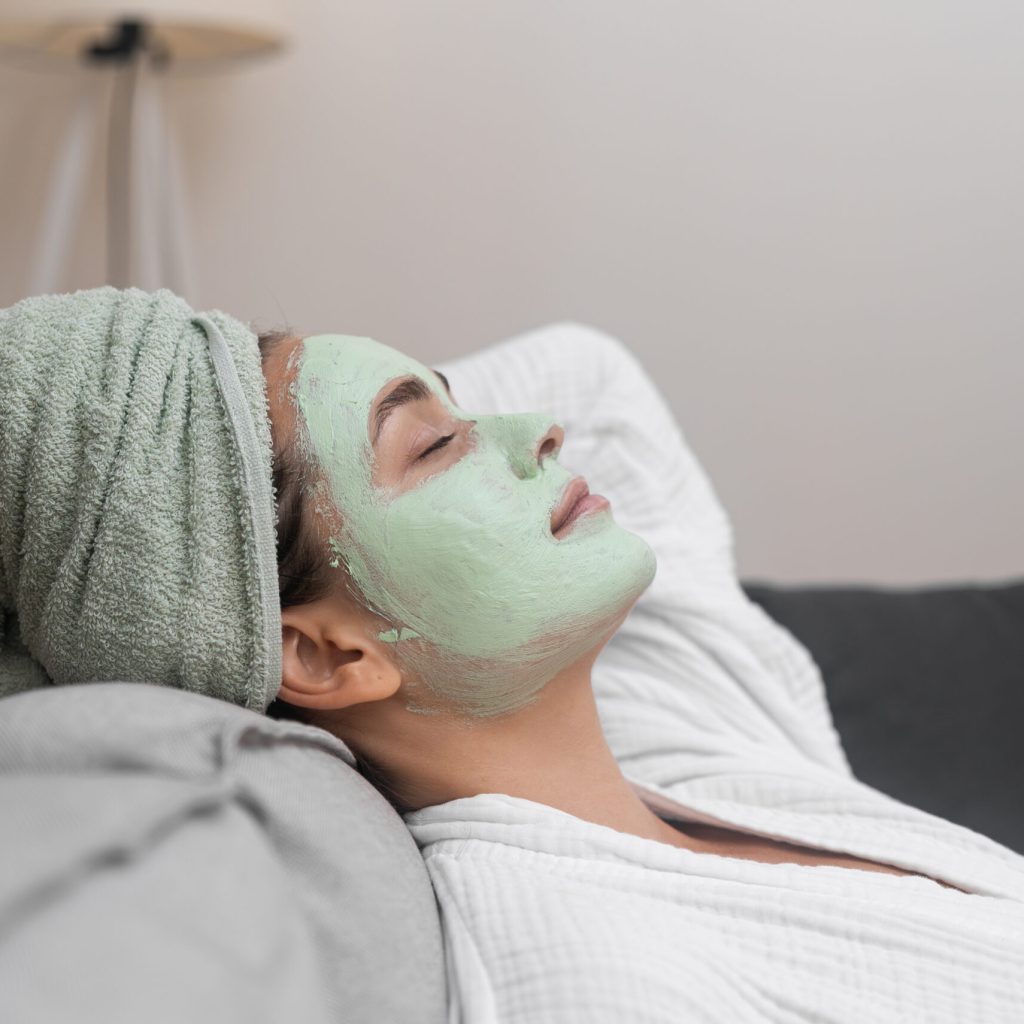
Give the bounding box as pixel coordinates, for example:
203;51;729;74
262;333;687;848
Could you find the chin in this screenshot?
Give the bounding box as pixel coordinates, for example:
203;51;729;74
615;532;659;603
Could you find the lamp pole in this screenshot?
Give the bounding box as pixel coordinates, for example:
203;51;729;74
88;20;151;290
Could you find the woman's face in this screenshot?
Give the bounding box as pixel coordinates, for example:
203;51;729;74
291;334;656;717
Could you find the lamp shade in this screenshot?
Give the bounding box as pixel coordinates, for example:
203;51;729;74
0;0;290;62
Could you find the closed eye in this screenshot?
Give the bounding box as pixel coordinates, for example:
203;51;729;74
416;433;455;461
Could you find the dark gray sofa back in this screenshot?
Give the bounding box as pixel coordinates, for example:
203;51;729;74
745;580;1024;855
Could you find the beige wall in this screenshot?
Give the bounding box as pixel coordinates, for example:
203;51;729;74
2;1;1021;584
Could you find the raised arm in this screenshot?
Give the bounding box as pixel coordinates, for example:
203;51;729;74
438;323;851;778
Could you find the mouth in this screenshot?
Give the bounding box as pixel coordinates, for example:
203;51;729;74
550;476;610;538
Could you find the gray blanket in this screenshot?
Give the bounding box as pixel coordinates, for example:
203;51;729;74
0;682;445;1023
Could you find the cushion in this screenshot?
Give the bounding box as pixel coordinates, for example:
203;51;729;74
0;682;446;1023
744;581;1024;855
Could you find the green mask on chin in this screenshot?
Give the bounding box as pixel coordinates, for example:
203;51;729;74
294;334;656;717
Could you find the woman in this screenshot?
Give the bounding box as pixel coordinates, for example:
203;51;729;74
256;324;1024;1020
259;328;858;839
2;288;1022;1021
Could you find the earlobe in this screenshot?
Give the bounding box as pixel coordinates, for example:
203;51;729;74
277;605;403;712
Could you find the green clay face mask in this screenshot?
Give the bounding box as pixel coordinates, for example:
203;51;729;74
294;334;657;717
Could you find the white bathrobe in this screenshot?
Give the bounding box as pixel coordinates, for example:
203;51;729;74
414;323;1024;1023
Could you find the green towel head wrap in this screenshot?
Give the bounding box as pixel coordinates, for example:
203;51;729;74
0;287;282;710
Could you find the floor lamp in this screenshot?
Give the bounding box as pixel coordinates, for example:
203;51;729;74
0;1;289;297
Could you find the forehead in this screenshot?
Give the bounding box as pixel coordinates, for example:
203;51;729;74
288;335;448;460
298;334;441;405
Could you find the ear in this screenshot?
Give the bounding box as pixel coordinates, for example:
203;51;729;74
277;602;403;713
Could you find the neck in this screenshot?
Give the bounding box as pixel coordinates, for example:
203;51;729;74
339;655;685;847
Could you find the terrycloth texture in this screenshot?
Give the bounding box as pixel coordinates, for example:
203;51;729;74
410;323;1024;1022
411;790;1024;1023
0;288;280;710
0;682;447;1024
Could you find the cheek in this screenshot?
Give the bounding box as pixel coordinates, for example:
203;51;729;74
364;482;500;586
390;458;500;523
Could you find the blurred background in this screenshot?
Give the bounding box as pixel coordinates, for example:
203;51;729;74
1;0;1020;585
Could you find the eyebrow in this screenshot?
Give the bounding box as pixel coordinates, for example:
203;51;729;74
371;370;453;445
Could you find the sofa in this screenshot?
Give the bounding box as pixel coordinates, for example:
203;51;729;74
746;578;1024;855
1;578;1021;1022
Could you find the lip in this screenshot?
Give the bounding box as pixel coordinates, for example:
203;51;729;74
551;477;589;535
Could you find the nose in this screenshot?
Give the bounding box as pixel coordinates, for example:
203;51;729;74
503;415;565;479
536;423;564;464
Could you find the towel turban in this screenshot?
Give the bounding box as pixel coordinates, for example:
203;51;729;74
0;287;281;710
